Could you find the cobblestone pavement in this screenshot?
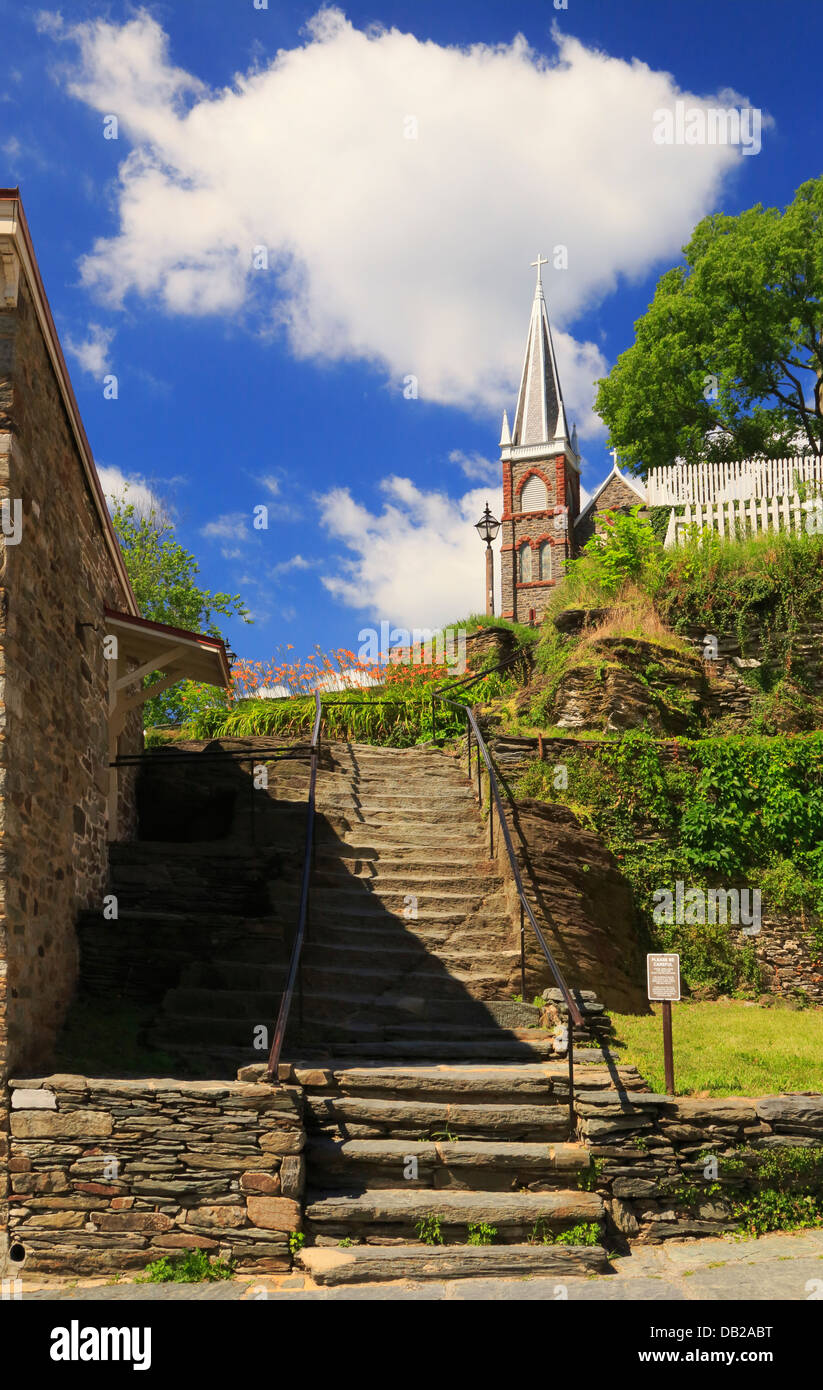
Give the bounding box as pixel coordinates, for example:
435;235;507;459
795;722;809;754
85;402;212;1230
12;1229;823;1300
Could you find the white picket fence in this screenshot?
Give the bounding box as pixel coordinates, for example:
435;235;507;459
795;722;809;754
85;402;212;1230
664;493;822;548
648;455;823;506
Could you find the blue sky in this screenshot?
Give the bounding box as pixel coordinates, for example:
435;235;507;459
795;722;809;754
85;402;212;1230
1;0;821;668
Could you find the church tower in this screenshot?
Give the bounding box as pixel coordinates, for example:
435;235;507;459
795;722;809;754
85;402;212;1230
499;256;581;623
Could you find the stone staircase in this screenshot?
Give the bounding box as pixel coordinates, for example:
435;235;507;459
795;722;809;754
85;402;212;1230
90;741;604;1072
286;1058;646;1283
68;736;628;1281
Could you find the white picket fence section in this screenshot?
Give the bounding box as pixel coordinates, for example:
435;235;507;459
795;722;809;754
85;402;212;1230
666;494;822;548
648;455;823;506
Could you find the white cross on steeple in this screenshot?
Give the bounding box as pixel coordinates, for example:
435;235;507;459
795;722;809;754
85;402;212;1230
531;253;549;283
610;447;620;469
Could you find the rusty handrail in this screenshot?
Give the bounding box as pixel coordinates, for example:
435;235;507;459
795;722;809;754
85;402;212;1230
433;686;584;1135
266;691;323;1078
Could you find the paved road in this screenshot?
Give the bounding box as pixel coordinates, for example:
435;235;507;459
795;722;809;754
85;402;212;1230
13;1229;823;1300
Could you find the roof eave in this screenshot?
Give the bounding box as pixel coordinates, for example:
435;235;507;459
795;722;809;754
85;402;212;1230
0;189;139;616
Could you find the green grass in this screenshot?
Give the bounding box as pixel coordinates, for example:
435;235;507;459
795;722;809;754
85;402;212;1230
182;668;519;745
442;613;540;647
137;1250;235;1283
611;1001;823;1096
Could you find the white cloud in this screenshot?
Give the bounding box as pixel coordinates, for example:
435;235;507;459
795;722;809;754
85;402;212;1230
449;449;499;485
65;322;114;377
201;513;250;542
95;463;163;516
269;554;313;577
44;9;753;435
318;475;503;628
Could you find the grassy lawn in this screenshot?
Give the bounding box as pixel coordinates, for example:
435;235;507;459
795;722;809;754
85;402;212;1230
611;1001;823;1096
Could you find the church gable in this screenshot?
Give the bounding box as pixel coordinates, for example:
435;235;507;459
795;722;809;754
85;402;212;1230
575;460;648;546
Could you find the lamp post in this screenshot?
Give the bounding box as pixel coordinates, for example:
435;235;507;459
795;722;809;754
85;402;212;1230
475;502;501;616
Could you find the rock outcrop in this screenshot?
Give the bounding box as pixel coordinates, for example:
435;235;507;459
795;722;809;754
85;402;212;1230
498;797;649;1015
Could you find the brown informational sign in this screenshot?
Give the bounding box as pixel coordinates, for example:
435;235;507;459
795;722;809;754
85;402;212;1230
647;953;681;1001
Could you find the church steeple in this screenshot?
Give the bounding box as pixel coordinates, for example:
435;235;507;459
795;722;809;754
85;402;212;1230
497;255;582;627
509;254;567;450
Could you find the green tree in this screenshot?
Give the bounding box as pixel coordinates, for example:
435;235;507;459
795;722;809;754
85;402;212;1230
596;177;823;474
111;498;250;726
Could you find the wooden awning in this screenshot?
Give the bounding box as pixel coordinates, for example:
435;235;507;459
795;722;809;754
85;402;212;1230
104;607;232;839
104;607;232;690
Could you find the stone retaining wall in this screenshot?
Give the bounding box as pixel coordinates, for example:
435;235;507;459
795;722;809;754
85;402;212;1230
5;1074;304;1277
579;1090;823;1243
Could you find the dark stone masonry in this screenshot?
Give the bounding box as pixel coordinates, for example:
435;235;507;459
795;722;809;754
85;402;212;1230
7;1074;304;1275
580;1090;823;1244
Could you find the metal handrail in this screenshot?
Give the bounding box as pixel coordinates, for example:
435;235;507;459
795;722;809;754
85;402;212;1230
266;691;323;1078
429;644;532;743
433;678;585;1133
258;659;584;1131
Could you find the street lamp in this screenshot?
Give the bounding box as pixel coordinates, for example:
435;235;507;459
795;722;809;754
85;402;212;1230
475;502;500;616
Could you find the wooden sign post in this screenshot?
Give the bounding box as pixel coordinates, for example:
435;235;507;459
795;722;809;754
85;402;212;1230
647;953;680;1095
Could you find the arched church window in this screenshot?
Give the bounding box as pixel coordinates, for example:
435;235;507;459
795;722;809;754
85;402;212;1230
520;474;548;512
518;544;532;583
539;541;552;582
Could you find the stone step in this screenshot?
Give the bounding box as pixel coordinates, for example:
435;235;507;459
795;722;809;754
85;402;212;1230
297;1241;608;1284
312;867;505;892
313;848;492;870
301;944;520;981
305;1094;571;1138
315;806;481;825
288;1041;621;1063
295;1062;576;1097
312;795;481;811
300;1021;560;1052
317;823;488;845
150;1017;562;1064
280;886;507;913
285;905;504;931
285;991;540;1027
299;923;515;953
307;1137;591;1190
161;965;513;1017
303;1188;604;1243
179;951;514;994
307;964;511;1000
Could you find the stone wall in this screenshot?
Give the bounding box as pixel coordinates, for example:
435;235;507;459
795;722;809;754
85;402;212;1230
0;271;140;1087
6;1073;304;1276
578;1089;823;1244
739;912;823;1005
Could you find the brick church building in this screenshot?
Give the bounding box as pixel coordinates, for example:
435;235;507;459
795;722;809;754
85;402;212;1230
499;258;647;623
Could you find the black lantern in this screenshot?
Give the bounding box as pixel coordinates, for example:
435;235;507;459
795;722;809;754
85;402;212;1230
475;502;500;616
475;502;500;547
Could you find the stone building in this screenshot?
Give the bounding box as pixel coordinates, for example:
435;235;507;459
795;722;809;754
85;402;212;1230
574;455;649;546
499;257;582;624
0;189;230;1091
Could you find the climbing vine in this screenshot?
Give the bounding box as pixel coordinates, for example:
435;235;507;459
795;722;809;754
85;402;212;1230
516;730;823;994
